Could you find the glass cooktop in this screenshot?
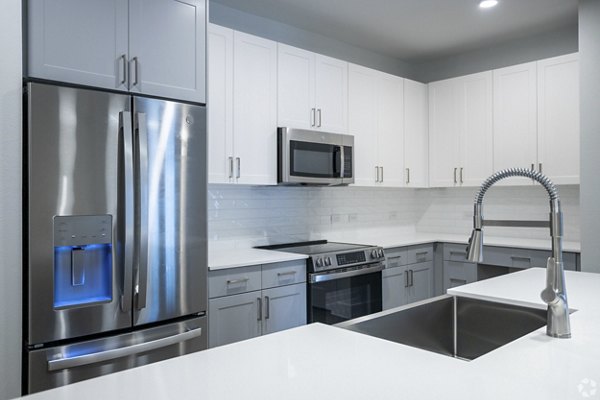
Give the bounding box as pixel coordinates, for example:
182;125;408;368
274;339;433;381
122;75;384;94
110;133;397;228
257;240;372;255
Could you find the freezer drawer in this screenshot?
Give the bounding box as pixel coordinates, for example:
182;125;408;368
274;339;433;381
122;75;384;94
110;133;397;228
26;315;207;394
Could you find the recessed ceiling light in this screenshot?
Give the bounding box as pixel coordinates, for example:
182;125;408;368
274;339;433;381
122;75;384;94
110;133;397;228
479;0;498;9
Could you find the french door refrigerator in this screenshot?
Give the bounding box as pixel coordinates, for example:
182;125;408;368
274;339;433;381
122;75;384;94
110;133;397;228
24;82;207;393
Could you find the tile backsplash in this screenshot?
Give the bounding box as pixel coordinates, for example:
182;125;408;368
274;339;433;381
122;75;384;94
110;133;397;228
208;184;580;248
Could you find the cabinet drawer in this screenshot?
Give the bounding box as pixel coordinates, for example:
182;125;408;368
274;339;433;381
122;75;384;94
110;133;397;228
209;265;262;298
444;261;477;291
385;248;408;268
406;244;434;264
443;243;469;261
261;260;307;289
481;246;578;271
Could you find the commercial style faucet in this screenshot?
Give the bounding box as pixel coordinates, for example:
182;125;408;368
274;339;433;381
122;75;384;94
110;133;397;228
466;168;571;338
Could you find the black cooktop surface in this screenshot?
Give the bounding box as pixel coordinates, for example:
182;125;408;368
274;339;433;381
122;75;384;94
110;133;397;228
257;240;372;255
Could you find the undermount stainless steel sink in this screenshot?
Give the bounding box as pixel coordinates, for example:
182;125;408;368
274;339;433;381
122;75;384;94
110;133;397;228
337;295;548;361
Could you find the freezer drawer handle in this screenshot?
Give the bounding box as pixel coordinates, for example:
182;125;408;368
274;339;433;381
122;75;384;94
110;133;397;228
47;327;203;372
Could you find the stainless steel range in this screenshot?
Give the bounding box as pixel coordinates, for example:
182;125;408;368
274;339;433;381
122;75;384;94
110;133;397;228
258;241;385;324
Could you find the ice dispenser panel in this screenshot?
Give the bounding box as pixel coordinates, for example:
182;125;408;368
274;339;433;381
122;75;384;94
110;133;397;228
53;215;113;309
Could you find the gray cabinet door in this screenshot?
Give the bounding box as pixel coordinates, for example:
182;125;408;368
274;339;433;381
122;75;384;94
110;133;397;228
129;0;206;103
27;0;129;90
443;260;477;292
382;266;409;310
262;283;307;335
208;291;261;348
406;261;434;304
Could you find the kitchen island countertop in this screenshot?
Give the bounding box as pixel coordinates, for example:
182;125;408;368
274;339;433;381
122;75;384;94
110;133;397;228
22;268;600;400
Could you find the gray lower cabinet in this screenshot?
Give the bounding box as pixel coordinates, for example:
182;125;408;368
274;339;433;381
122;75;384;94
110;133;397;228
208;260;307;348
383;244;434;310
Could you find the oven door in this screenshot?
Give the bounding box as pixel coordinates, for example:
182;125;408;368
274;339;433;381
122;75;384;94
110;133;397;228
278;127;348;185
308;263;383;324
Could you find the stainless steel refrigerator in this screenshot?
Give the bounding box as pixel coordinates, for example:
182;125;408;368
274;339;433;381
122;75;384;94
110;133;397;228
24;82;207;393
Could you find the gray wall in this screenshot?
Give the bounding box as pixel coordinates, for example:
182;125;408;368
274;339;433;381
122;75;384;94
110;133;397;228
579;0;600;273
0;0;22;398
413;24;579;82
209;2;418;80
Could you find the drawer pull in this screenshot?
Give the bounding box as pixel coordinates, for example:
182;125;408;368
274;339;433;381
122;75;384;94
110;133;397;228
277;271;297;277
226;278;249;285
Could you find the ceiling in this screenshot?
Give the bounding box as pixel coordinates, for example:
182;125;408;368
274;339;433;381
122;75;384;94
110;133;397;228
211;0;578;63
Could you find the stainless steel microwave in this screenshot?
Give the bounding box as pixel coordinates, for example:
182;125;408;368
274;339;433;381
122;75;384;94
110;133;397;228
278;127;354;186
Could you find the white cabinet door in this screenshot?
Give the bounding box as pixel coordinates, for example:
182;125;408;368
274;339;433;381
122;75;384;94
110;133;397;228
129;0;206;103
429;79;460;187
493;62;538;185
378;73;405;187
349;64;379;186
537;53;580;184
406;261;434;304
382;266;408;310
208;24;234;184
277;44;316;130
404;79;429;188
232;31;278;185
459;71;493;186
27;0;129;90
315;55;348;133
262;284;307;335
209;292;261;348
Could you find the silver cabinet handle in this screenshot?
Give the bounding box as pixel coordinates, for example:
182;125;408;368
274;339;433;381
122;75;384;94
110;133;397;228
277;271;297;277
531;163;535;171
236;157;241;179
539;163;543;174
317;108;322;127
406;168;410;184
311;108;316;127
454;167;457;184
375;166;379;183
380;166;384;183
119;54;127;86
264;296;270;320
257;297;262;321
119;111;134;313
404;270;409;287
134;112;149;311
47;327;203;372
130;57;139;87
460;167;463;184
409;269;414;287
226;277;249;285
228;156;234;179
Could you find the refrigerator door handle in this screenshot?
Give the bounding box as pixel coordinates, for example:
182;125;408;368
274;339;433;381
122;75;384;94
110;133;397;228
120;111;134;313
47;326;203;372
134;112;149;310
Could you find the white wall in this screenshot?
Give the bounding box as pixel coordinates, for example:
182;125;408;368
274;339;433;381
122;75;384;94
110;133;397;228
579;0;600;273
0;0;22;398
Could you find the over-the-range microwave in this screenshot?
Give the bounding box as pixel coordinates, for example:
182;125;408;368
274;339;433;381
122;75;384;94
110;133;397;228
277;127;354;186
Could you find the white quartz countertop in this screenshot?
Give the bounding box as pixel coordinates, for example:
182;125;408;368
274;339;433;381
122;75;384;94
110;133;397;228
21;268;600;400
208;247;307;270
209;231;580;270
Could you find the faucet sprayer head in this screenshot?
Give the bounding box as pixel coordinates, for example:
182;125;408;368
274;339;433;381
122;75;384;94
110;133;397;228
466;229;483;263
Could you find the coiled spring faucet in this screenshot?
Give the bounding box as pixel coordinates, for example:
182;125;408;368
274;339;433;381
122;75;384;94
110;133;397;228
466;168;571;338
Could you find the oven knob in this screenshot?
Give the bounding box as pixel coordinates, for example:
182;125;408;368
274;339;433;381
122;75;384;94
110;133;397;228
316;258;324;268
378;249;384;258
371;250;378;259
325;257;332;266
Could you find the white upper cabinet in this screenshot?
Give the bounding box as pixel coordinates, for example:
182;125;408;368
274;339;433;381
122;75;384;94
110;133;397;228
28;0;129;90
277;44;348;133
404;79;429;188
128;0;206;102
537;53;580;184
208;24;234;184
27;0;206;103
349;64;404;187
232;31;278;185
493;62;538;184
429;72;493;187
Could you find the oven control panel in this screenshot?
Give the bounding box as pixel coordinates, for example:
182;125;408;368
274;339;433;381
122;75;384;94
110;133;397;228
311;247;385;272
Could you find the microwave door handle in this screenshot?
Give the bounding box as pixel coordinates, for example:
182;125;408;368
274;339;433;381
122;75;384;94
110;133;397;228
134;112;149;310
119;111;134;313
339;146;344;178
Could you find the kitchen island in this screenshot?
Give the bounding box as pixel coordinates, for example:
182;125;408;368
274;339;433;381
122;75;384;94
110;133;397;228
22;268;600;400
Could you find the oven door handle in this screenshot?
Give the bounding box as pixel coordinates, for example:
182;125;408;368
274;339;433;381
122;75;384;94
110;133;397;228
309;264;384;283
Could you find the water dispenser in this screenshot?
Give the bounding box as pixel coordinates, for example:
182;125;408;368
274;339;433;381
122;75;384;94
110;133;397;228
53;215;113;309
